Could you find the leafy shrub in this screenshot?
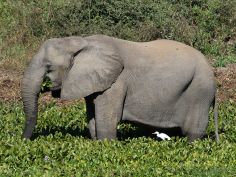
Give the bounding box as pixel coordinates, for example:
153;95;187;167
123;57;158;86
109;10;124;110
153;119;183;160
0;101;236;176
0;0;235;68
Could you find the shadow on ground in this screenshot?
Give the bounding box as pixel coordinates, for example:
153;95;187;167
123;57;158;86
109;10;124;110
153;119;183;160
31;122;223;141
31;122;186;141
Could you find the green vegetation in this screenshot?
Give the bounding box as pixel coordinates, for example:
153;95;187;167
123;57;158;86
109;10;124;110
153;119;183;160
1;0;236;176
0;0;235;69
0;100;236;176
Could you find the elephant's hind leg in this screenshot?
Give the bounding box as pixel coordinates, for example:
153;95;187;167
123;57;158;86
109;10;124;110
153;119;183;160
181;80;215;142
183;101;211;142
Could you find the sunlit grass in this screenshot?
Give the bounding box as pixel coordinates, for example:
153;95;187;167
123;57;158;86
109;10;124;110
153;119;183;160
0;101;235;176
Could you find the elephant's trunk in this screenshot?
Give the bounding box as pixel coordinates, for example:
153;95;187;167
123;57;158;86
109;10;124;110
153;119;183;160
22;83;39;139
21;51;46;139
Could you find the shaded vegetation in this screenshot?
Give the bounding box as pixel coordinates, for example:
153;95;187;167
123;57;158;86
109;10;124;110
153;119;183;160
0;0;235;69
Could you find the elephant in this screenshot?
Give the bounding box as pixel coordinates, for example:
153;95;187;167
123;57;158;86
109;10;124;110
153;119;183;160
21;35;219;142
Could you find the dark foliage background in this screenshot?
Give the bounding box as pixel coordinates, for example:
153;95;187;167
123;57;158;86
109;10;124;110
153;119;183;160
1;0;235;68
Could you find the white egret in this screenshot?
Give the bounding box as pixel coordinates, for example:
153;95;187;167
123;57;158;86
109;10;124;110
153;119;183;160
152;131;171;140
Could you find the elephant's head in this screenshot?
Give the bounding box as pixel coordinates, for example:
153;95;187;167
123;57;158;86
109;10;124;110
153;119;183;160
21;36;123;139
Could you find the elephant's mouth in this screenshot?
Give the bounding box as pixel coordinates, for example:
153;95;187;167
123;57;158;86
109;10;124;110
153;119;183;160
40;86;61;98
51;88;61;98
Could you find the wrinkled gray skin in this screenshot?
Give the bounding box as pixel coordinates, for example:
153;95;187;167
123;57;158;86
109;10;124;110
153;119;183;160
22;35;219;142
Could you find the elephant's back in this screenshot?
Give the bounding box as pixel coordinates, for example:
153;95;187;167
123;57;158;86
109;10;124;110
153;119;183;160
141;39;205;62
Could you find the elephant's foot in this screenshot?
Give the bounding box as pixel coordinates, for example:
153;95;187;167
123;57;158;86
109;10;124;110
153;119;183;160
186;132;205;142
96;128;117;140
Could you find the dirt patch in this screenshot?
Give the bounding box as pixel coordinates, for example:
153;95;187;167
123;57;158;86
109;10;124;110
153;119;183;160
214;63;236;102
0;69;23;102
0;64;235;103
39;92;78;107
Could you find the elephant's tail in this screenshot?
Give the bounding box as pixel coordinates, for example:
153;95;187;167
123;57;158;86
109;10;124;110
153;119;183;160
213;96;220;142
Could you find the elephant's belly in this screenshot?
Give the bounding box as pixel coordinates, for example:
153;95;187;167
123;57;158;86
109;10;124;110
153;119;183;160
122;103;179;128
120;66;194;128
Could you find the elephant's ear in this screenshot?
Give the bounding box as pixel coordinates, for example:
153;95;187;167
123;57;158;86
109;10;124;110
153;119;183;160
61;44;123;100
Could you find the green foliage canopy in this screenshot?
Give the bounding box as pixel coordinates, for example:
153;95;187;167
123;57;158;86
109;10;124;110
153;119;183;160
0;0;235;67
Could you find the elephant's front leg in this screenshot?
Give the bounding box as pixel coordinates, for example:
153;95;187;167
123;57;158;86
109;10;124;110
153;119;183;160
85;96;96;140
94;81;127;140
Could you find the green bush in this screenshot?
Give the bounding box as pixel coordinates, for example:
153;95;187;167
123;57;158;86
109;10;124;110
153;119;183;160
1;2;236;175
0;0;235;68
0;100;236;176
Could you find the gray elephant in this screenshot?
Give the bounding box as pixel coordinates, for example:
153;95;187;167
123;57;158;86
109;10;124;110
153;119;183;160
22;35;219;142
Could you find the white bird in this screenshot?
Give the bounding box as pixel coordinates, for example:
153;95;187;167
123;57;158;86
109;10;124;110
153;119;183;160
152;131;171;140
